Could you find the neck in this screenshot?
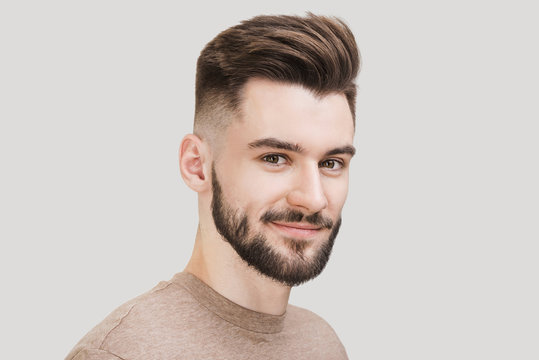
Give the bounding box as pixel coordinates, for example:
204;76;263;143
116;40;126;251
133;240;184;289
184;224;291;316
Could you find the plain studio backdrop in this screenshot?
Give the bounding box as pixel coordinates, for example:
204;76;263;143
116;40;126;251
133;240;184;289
1;1;537;359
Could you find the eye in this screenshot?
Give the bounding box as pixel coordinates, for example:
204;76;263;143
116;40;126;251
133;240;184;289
262;154;287;165
319;159;343;170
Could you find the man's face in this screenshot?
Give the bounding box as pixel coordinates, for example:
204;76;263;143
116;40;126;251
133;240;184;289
211;78;355;286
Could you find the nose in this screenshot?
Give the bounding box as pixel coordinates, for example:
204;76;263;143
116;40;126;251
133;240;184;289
286;165;328;213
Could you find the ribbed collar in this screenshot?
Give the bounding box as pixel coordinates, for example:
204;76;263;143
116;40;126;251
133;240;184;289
171;272;286;334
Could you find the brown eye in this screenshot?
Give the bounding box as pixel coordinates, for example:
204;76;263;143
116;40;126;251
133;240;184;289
263;154;284;164
320;160;335;168
320;159;343;170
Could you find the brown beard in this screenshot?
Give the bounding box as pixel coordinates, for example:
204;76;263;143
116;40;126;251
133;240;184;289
210;165;341;286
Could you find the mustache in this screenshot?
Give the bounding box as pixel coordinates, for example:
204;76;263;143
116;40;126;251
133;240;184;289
260;209;334;229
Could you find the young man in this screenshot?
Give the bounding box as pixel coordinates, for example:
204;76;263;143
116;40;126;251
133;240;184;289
66;13;360;360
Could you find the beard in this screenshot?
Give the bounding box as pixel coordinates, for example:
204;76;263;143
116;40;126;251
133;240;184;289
211;165;342;287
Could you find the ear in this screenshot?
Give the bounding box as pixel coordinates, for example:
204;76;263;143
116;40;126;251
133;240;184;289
179;134;211;192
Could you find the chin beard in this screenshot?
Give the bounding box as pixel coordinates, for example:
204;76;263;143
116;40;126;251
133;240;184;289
210;165;341;287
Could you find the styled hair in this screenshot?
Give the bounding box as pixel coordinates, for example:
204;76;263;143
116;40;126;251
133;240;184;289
194;13;360;140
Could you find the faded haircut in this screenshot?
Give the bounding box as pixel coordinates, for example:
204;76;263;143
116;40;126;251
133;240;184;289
194;13;360;142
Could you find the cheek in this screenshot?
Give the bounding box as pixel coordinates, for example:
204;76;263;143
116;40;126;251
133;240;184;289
324;177;350;212
223;165;290;213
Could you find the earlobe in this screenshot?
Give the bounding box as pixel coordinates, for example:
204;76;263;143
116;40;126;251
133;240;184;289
179;134;210;192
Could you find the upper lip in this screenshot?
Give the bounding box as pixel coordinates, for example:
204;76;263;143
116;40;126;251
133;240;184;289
271;221;321;230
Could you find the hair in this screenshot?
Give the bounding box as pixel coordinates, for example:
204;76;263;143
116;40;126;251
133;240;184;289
194;13;360;142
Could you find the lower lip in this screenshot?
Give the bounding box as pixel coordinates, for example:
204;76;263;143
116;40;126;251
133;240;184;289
270;222;322;239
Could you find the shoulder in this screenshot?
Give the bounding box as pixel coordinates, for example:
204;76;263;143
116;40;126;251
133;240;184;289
285;304;348;359
65;279;195;360
286;303;337;331
68;348;124;360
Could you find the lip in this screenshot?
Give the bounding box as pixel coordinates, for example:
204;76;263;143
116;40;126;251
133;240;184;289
270;221;322;239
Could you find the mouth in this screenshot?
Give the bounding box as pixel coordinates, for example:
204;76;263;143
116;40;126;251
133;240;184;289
269;221;323;239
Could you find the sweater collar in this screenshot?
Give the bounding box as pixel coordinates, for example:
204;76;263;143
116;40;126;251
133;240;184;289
171;272;286;334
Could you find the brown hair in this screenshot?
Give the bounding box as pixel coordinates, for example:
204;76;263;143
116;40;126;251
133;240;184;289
194;13;360;140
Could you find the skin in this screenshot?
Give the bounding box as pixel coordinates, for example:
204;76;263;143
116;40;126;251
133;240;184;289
179;78;355;315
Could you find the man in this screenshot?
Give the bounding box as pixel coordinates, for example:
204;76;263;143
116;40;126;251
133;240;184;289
66;13;359;360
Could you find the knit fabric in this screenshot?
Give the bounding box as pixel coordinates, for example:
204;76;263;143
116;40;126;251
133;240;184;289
66;272;348;360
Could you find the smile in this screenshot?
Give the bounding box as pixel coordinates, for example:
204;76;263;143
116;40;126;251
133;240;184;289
269;221;323;239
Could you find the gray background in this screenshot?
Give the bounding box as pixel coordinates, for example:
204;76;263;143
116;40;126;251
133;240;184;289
1;0;537;359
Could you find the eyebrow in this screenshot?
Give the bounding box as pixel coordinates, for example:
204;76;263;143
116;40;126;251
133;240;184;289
325;145;356;157
248;138;304;153
248;137;356;157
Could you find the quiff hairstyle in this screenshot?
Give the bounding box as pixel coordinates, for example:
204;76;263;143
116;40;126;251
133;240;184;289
194;13;360;141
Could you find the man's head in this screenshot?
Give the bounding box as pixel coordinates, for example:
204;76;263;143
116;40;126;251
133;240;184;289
193;13;360;147
181;14;360;286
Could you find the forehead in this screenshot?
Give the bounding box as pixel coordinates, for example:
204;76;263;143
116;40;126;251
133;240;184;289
225;78;355;151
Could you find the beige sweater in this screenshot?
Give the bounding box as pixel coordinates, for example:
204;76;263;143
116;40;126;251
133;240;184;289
66;272;348;360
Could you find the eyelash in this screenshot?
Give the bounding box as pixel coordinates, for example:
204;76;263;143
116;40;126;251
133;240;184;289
261;154;345;170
